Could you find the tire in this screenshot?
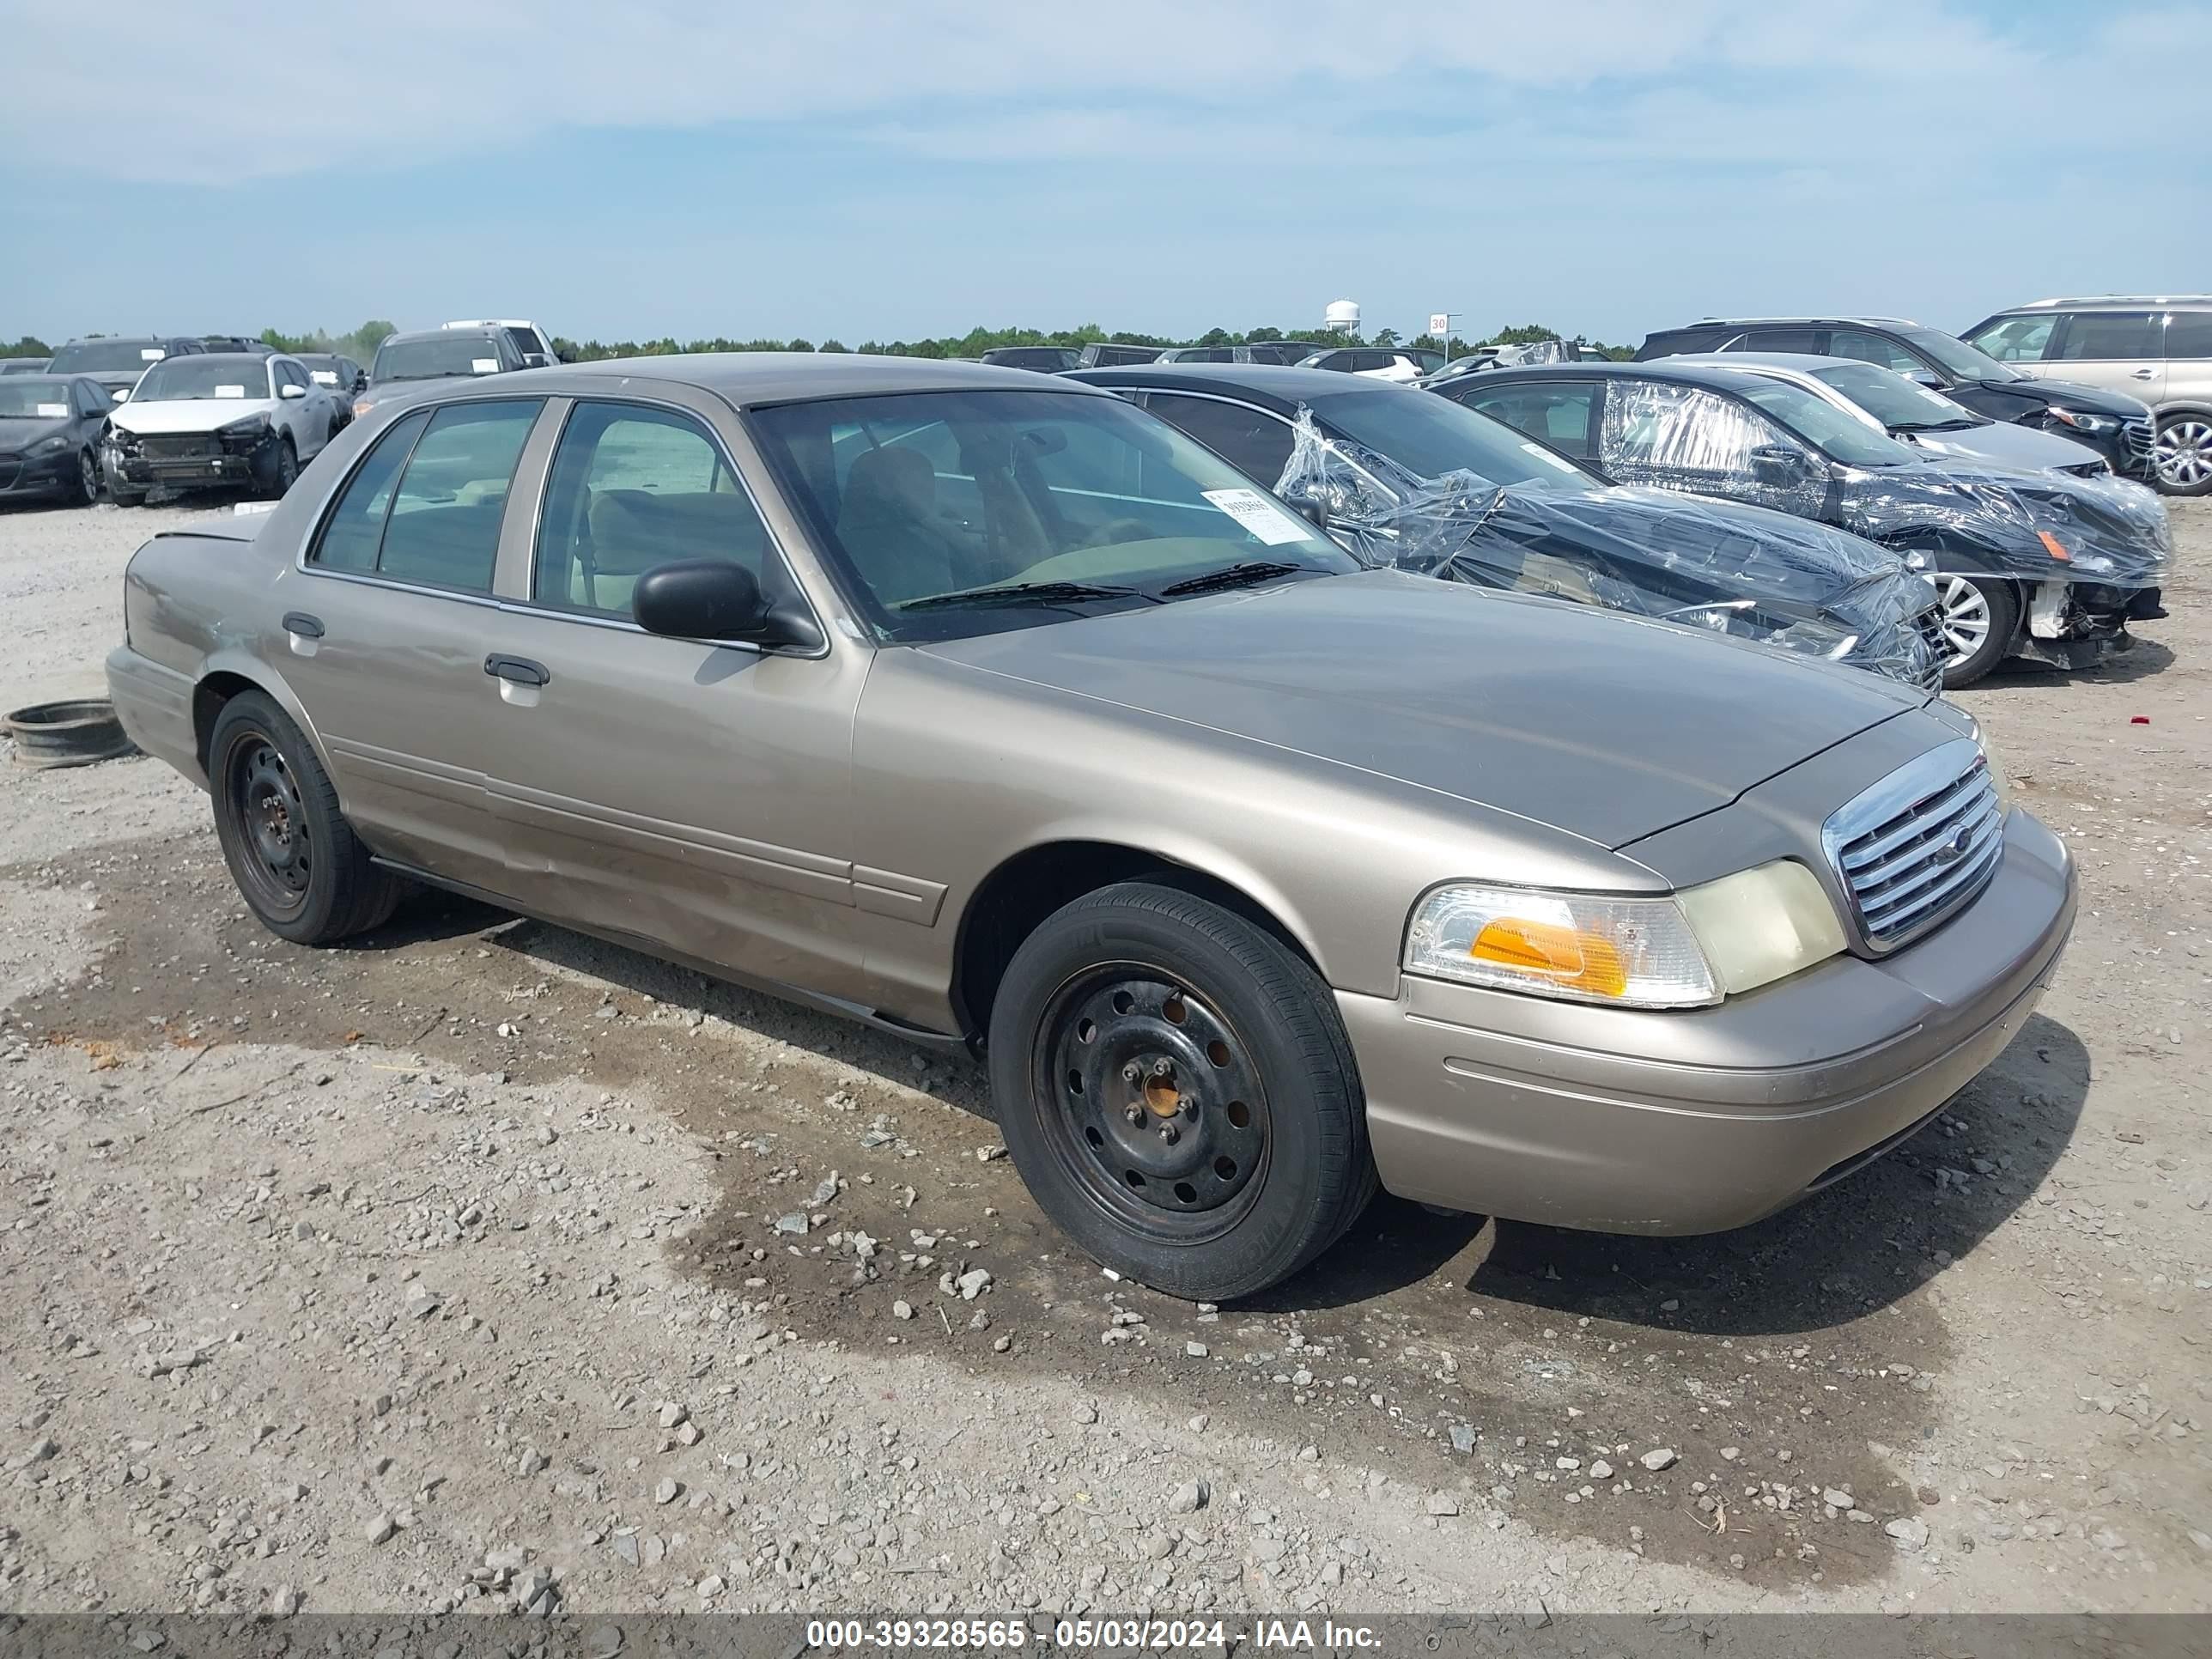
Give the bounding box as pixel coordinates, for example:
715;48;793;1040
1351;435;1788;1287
988;881;1376;1301
1936;574;2021;690
73;448;100;506
264;437;299;500
2153;413;2212;496
207;690;402;945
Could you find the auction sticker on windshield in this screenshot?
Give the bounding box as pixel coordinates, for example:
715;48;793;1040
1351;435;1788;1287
471;358;499;374
1521;441;1587;475
140;349;165;361
35;403;67;418
1202;487;1310;546
215;386;246;398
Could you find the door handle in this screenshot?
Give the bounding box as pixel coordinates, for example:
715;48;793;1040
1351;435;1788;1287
484;654;550;687
281;611;325;639
2130;368;2155;380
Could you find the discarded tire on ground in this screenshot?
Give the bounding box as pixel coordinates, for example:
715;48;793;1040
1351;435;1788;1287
3;699;137;769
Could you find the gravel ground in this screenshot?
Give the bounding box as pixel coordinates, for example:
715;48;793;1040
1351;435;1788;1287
0;492;2205;1619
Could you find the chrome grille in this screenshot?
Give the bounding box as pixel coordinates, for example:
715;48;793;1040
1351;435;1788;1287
2122;416;2154;460
1821;738;2002;951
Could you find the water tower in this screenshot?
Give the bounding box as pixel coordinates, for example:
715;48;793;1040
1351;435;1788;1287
1324;298;1361;336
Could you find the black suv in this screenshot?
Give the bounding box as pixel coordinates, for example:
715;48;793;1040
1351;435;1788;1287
1636;317;2156;482
45;336;210;404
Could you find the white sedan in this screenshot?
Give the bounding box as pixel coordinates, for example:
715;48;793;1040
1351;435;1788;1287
103;352;341;505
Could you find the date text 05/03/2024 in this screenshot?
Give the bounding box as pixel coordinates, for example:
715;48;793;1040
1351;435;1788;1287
804;1619;1383;1651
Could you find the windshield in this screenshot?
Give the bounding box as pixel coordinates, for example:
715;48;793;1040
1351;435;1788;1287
131;357;270;403
1309;386;1600;493
1733;379;1916;468
1808;362;1980;431
0;380;76;418
50;340;168;374
373;337;505;383
1894;324;2020;385
749;388;1357;641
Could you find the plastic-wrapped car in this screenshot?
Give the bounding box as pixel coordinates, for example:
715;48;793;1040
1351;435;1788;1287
1071;363;1947;690
1445;362;2170;688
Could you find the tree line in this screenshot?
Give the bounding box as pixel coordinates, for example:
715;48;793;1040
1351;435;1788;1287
2;319;1630;364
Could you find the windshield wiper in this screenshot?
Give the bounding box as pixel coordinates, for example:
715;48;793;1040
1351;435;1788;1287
899;580;1149;612
1156;560;1306;598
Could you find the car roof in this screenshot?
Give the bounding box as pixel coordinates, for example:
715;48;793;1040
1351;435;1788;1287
180;353;274;371
384;326;500;346
1066;362;1405;415
473;352;1120;409
1467;361;1783;395
2007;295;2212;310
1675;315;1924;329
1674;350;1870;374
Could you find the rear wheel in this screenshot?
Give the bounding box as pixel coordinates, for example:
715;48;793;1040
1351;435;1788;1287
1936;574;2021;689
988;882;1375;1301
2153;414;2212;496
208;690;401;944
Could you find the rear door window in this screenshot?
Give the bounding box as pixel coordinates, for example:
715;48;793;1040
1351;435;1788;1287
1463;382;1599;459
312;401;540;589
1735;327;1822;354
1142;393;1296;486
533;402;770;618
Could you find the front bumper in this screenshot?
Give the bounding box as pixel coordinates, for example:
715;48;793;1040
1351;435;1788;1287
0;448;80;499
105;434;276;491
2043;413;2156;481
1343;810;2075;1234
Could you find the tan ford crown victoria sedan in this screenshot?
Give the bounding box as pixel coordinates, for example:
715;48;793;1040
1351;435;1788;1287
106;356;2077;1301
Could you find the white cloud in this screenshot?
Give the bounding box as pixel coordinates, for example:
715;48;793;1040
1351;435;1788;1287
9;0;2201;185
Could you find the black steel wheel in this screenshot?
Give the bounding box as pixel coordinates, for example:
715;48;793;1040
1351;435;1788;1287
207;690;402;944
1037;969;1272;1242
989;881;1375;1301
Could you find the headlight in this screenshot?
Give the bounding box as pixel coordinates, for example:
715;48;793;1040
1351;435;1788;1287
1762;616;1862;662
107;427;142;455
2048;408;2118;435
353;398;374;417
217;415;271;445
27;434;70;457
1405;862;1846;1008
1961;716;2013;810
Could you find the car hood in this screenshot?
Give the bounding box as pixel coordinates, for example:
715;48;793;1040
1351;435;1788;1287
0;416;71;447
916;568;1926;849
1895;419;2106;476
112;397;281;435
1972;375;2150;419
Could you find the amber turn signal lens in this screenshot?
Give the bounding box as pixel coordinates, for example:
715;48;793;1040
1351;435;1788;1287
2038;531;2070;562
1470;918;1629;999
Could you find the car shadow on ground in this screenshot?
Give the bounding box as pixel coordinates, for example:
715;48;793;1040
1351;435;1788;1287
1253;1012;2090;1335
1980;635;2175;689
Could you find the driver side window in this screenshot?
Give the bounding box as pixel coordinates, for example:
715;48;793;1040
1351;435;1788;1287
532;402;769;620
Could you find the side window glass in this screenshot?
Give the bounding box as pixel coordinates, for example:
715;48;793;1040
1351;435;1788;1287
533;403;770;618
1827;330;1925;374
1465;385;1596;459
1144;394;1296;488
1738;327;1821;353
1968;315;2057;362
1602;382;1757;473
373;400;541;592
2164;312;2212;360
2055;312;2162;361
310;410;429;573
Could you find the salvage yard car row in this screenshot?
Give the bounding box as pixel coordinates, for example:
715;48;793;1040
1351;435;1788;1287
105;351;2083;1301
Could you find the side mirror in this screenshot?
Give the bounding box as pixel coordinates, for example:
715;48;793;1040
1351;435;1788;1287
1277;484;1329;531
279;383;307;399
521;353;550;369
631;559;823;652
1908;370;1946;390
112;389;130;403
1748;443;1809;487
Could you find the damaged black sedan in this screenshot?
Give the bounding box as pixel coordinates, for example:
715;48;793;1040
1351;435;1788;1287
1075;363;1948;690
1446;361;2169;688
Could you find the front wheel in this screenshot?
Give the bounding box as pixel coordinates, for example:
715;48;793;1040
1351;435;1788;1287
73;448;100;506
988;882;1375;1301
1936;574;2021;689
263;437;299;500
2153;414;2212;496
208;690;402;944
